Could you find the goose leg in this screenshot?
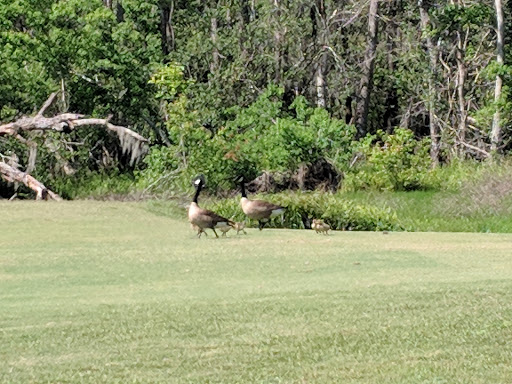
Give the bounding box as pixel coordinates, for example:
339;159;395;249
212;228;219;238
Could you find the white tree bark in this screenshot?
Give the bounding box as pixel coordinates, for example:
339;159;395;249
491;0;504;153
419;0;440;167
356;0;379;138
0;162;61;200
210;7;220;73
0;93;148;165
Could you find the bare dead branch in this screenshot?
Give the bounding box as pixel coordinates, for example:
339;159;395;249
0;161;61;200
0;113;85;135
459;141;491;158
26;143;37;174
0;111;149;165
341;1;369;28
71;118;147;143
72;118;148;165
37;92;58;117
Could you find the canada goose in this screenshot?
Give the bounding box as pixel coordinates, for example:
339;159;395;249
188;175;234;238
239;177;286;230
312;219;330;235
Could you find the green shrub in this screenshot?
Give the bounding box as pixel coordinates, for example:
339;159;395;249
202;198;247;222
343;128;432;191
220;89;355;175
137;83;356;195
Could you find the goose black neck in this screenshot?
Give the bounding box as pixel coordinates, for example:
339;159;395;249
193;182;202;203
240;180;247;198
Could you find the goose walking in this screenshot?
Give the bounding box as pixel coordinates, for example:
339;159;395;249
239;177;285;230
188;175;234;238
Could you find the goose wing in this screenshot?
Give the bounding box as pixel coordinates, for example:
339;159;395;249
252;199;284;213
197;207;235;227
242;199;286;220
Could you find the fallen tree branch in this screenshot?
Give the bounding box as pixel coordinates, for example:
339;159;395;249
0;109;148;165
0;161;61;200
71;118;148;165
0;113;84;135
459;140;491;158
37;92;58;117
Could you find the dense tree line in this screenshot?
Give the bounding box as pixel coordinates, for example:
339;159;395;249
0;0;510;197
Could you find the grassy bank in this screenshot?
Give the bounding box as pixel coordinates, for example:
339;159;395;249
344;190;512;233
2;201;512;383
146;187;512;233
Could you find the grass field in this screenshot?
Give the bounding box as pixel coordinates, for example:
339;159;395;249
1;201;512;383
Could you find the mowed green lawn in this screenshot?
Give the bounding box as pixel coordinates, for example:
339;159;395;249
1;201;512;383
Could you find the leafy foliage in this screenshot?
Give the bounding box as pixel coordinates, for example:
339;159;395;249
344;128;432;191
138;83;356;193
432;3;493;34
1;0;512;200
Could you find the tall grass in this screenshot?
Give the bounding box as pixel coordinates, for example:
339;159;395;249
342;160;512;233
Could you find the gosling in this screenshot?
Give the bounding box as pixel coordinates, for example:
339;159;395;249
312;219;330;235
190;223;207;238
219;222;247;236
234;221;247;235
219;226;232;237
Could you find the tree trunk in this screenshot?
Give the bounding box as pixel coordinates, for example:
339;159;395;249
491;0;504;153
313;0;327;109
383;2;398;133
159;1;175;57
116;1;125;23
356;0;379;138
273;0;283;83
103;0;124;22
455;30;467;157
419;0;440;167
238;0;251;60
210;12;220;73
315;53;327;108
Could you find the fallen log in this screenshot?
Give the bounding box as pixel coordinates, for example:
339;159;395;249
0;162;61;200
0;93;149;165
